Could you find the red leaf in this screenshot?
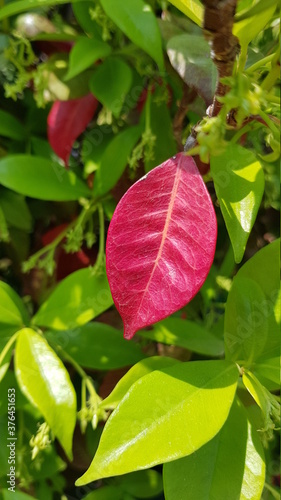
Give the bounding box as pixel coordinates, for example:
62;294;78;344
47;94;98;166
106;153;217;339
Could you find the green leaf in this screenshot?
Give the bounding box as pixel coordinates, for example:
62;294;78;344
101;356;179;409
242;370;280;438
211;144;264;263
253;357;280;386
82;127;113;176
233;3;276;48
0;369;28;417
65;37;112;81
227;239;280;360
167;34;217;104
0;281;29;327
90;58;133;118
0;0;86;21
84;486;123;500
0;189;32;232
0;155;90;201
73;2;103;38
224;277;268;364
0;110;25;141
140;318;224;357
144;99;177;173
15;328;76;460
163;398;265;500
167;0;203;26
32;267;113;330
235;0;278;21
93;125;142;196
118;470;163;498
76;360;238;483
100;0;164;70
3;490;35;500
45;322;144;370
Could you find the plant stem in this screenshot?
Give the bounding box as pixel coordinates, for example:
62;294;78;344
261;44;280;91
230;121;263;144
263;482;280;499
246;54;275;74
258;109;280;140
91;203;105;275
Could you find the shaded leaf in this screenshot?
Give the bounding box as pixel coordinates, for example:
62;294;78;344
89;58;132;118
93;125;142;196
76;360;238;483
106;153;217;339
163;398;265;500
0;0;87;21
32;267;113;330
144;99;177;173
15;328;76;459
84;486;123;500
167;34;217;104
47;94;99;166
101;356;179;409
45;322;144;370
100;0;164;70
226;239;280;360
65;37;112;81
73;2;103;38
0;110;25;141
211;144;264;263
224;277;268;364
253;357;280;386
0;189;32;232
118;470;163;498
0;155;90;200
140;317;224;357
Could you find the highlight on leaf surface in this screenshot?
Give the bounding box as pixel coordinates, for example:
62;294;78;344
106;153;217;339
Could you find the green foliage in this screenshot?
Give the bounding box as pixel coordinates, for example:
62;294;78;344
0;0;279;497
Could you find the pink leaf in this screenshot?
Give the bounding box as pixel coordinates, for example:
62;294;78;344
47;94;98;166
106;153;217;339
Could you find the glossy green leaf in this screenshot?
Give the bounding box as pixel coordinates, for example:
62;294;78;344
100;0;164;70
45;322;144;370
0;110;25;140
15;328;76;459
163;398;265;500
84;486;123;500
76;360;238;483
140;318;224;357
0;189;32;232
90;58;133;118
0;155;90;201
226;240;280;360
253;357;280;386
65;37;112;81
167;34;217;104
167;0;203;26
144;99;177;173
93;125;142;196
225;277;268;363
119;470;163;498
234;3;276;48
235;0;278;21
0;333;17;383
32;267;113;330
101;356;179;409
0;0;86;20
242;370;280;437
0;281;29;327
211;144;264;263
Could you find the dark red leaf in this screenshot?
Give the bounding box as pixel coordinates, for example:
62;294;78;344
47;94;98;166
106;153;217;339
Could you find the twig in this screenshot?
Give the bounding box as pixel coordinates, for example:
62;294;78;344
173;85;197;150
202;0;239;117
